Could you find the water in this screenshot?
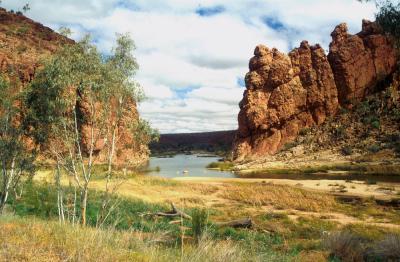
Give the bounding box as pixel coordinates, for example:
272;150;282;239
146;154;236;178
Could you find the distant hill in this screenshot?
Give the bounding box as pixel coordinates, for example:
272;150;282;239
149;130;236;156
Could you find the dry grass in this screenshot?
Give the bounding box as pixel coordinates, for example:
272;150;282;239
220;183;337;212
0;216;290;262
0;216;152;262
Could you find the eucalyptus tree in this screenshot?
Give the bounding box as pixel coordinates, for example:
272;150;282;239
27;33;156;225
0;76;35;214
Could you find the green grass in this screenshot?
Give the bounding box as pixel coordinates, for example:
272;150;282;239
3;176;400;261
206;161;234;171
239;163;400;177
3;181;295;260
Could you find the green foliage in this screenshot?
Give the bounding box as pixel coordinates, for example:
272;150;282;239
0;76;36;213
323;231;365;262
373;234;400;260
58;26;72;37
376;1;400;45
9;181;178;231
191;208;208;243
371;120;380;129
206;161;234;171
341;145;353;156
299;128;311;136
283;141;298;151
367;144;381;153
25;33;158;225
22;3;30;13
16;44;27;54
392;108;400;121
333;125;346;139
16;26;29;36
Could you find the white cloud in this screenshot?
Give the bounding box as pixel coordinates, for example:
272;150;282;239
2;0;377;133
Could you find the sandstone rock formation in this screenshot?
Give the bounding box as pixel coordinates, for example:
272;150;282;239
0;8;149;166
234;20;398;161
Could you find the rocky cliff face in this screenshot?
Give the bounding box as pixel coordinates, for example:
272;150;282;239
0;8;149;166
234;20;398;161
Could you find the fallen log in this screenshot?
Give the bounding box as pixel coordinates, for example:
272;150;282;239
141;204;252;229
140;203;192;220
215;218;253;228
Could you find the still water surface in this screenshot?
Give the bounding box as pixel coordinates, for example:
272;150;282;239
147;155;400;184
147;154;236;178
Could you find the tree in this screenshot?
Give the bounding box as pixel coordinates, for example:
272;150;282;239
0;76;35;214
58;27;72;38
22;3;30;13
359;0;400;45
26;33;157;225
376;1;400;45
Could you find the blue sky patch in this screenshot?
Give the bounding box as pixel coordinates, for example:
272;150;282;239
116;1;140;11
262;16;286;31
196;5;225;17
237;77;245;88
175;86;199;99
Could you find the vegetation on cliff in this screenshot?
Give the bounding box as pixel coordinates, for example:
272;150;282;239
0;8;158;225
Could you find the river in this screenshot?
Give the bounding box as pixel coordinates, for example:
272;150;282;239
146;154;235;178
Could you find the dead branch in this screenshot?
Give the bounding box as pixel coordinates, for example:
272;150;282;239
215;218;253;228
141;204;252;229
140;203;192;220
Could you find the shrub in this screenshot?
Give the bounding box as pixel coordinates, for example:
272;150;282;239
367;144;381;153
333;125;346;139
341;145;353;156
371;120;380;129
16;45;27;54
356;101;371;116
323;231;365;262
283;142;298;151
206;162;233;171
16;26;29;36
299;128;311;136
392;108;400;121
191;208;208;243
372;234;400;261
365;180;377;185
339;107;349;115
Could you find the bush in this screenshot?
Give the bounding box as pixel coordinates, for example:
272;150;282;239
206;162;233;171
392;108;400;121
283;142;298;151
371;120;380;129
372;234;400;261
191;208;208;243
333;126;346;139
341;145;353;156
299;128;311;136
367;144;381;153
323;231;365;262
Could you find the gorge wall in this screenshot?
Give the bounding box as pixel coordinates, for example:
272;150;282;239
0;8;149;166
233;20;398;161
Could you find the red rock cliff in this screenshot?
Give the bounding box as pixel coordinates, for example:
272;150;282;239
233;20;398;161
0;8;149;166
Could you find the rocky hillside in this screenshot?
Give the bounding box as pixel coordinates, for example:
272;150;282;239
233;20;398;161
150;130;235;156
0;8;149;166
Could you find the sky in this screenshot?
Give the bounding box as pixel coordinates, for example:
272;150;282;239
2;0;377;133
